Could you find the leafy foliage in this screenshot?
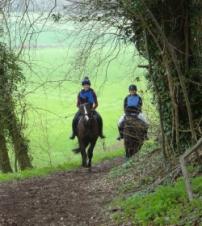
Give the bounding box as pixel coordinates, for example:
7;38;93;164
0;43;24;86
113;177;202;225
0;43;32;172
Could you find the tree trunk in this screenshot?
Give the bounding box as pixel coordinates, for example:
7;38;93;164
0;132;12;173
0;44;32;172
137;0;202;154
6;108;32;170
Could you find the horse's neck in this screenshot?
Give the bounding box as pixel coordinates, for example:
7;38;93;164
78;116;99;138
80;116;96;126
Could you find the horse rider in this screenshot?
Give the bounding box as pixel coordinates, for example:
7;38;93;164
117;84;147;140
70;76;105;139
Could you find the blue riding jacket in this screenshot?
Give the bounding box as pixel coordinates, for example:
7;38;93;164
124;94;142;113
77;88;98;109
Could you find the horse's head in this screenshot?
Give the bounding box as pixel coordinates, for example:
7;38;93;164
79;103;92;122
125;107;139;117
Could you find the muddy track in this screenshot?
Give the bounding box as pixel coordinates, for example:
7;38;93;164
0;158;124;226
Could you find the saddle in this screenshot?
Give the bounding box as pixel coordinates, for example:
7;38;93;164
124;112;147;133
125;112;138;118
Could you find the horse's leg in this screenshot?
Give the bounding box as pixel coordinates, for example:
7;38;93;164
129;139;135;158
131;140;136;156
87;139;97;168
133;133;144;156
125;150;130;160
128;146;134;157
132;145;136;156
125;149;131;162
124;140;130;159
79;141;88;167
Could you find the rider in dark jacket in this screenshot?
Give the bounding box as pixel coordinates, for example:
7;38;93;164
70;77;105;139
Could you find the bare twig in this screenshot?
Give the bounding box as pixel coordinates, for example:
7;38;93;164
180;137;202;201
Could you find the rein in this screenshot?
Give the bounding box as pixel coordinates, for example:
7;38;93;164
83;104;89;121
80;104;94;122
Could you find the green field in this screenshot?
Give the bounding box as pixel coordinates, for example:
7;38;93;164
2;17;158;173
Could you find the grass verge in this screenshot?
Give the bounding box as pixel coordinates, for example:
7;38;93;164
112;176;202;226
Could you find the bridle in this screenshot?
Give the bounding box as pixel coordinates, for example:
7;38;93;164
83;104;90;121
80;103;94;122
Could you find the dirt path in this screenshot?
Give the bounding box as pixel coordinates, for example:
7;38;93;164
0;158;124;226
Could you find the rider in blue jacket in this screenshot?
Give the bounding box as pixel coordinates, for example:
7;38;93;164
70;77;105;139
117;84;142;140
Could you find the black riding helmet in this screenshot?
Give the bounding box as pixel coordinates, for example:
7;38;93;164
82;76;91;86
129;84;137;91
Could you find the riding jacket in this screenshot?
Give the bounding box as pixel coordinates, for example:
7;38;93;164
77;88;98;109
124;94;142;113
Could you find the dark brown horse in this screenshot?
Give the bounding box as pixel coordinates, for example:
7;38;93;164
123;113;148;158
76;103;99;167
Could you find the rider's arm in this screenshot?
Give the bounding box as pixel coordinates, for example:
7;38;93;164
137;96;143;112
77;93;81;108
92;91;98;109
124;96;128;113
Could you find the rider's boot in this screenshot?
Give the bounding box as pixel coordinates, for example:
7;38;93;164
69;133;76;140
116;127;123;141
69;113;78;140
97;113;106;139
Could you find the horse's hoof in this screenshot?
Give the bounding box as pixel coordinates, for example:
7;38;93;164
82;163;88;168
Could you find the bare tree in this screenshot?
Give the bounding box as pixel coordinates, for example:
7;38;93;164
0;0;61;172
